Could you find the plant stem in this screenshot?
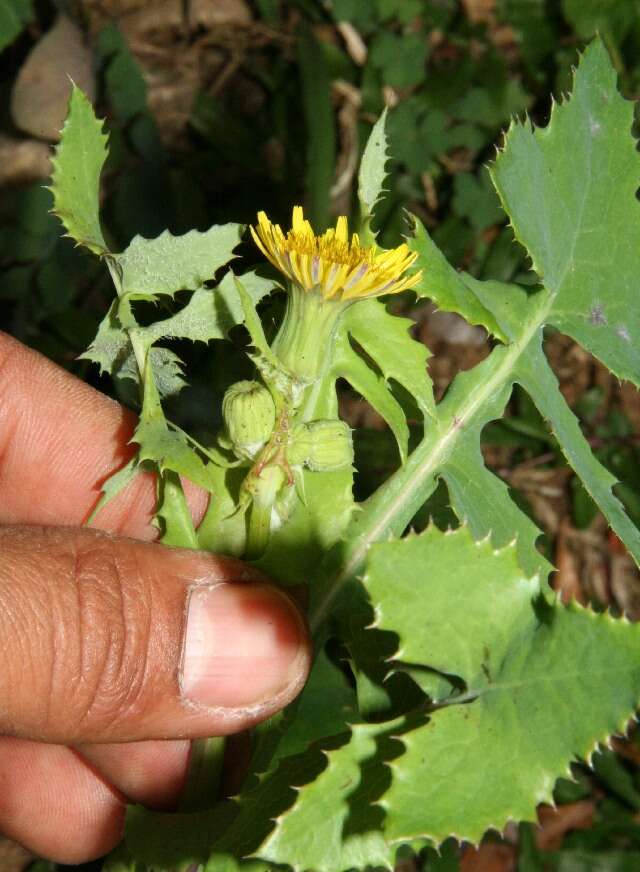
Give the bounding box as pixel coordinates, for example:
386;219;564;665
245;465;284;559
272;285;347;381
309;294;553;633
179;736;226;812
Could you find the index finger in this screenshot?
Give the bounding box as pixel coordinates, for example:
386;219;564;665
0;332;207;537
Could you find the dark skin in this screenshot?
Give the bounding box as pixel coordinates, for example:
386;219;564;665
0;332;311;862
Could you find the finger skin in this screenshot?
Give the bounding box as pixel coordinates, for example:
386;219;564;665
0;526;310;743
0;331;207;535
0;332;309;856
76;740;191;809
0;333;208;806
0;737;124;864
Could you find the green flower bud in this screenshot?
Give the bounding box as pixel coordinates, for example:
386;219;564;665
222;380;276;460
287;419;353;472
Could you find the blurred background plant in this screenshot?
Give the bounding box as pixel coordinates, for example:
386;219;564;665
3;1;640;870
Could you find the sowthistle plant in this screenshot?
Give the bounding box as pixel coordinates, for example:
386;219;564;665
50;37;640;872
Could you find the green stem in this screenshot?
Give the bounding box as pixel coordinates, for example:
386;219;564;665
106;257;228;810
179;736;226;812
246;466;285;559
272;285;347;382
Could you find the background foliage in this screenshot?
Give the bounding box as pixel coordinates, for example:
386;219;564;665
3;1;640;870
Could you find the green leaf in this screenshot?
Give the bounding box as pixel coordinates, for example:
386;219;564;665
365;525;640;846
233;274;279;366
408;217;506;342
490;38;640;386
80;305;186;397
141;271;274;345
332;320;409;463
343;299;435;420
256;724;393;872
249;645;358;779
562;0;638;45
115;224;243;297
156;470;198;548
196;465;247;557
257;469;355;585
50;86;109;255
452;170;503;232
358;109;389;231
0;0;32;51
98;24;149;123
134;360;218;493
370;31;428;89
515;337;640;566
87;456;139;526
436;354;551;579
79;300;129;375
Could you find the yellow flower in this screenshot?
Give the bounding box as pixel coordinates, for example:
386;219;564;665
250;206;421;301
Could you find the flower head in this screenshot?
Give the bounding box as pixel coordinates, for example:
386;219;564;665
251;206;421;301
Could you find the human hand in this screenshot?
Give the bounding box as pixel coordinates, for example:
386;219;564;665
0;332;311;863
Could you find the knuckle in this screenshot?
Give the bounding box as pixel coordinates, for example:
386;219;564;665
59;532;154;735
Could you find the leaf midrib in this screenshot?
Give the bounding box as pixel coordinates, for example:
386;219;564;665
310;294;553;631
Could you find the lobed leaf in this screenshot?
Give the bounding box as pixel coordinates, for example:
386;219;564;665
133;360;217;493
408;217;506;342
115;224;244;298
357;109;389;232
332;320;410;463
343;298;435;419
141;271;274;345
79;300;129;375
50;86;109;255
256;723;393;872
365;526;640;846
490;38;640;386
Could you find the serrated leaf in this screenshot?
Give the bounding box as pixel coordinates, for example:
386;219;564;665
234;273;279;365
490;38;640;386
50;86;108;255
87;455;139;526
80;306;187;398
463;272;640;566
133;360;217;493
156;469;198;548
115;224;243;297
343;298;435;419
435;350;551;579
358;109;389;231
332;320;409;463
515;337;640;565
141;271;274;345
119;346;186;398
364;526;640;846
256;724;393;872
124;650;358;872
79;300;129;375
408;217;506;342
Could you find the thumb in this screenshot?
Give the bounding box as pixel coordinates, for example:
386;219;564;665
0;526;310;743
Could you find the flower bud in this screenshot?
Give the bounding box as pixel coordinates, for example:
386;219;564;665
287;420;354;472
222;380;276;460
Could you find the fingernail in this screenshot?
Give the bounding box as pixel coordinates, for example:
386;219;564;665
180;582;307;709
